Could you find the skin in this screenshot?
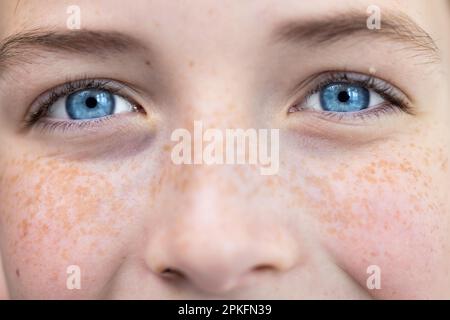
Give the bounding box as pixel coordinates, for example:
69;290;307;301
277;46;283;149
0;0;449;299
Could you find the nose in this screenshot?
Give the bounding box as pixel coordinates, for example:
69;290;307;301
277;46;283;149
144;167;298;294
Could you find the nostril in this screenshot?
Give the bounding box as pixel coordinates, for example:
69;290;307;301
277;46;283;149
160;267;184;280
252;264;276;272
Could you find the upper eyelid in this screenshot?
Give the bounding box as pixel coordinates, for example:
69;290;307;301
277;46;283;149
34;79;123;104
308;74;401;98
288;70;411;100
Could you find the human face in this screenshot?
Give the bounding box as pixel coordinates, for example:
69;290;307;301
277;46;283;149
0;0;449;299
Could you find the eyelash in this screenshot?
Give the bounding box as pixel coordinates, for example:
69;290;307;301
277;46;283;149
289;71;413;120
24;72;411;133
23;78;141;131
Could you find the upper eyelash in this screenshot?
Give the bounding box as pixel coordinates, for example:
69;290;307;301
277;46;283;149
24;78;127;128
293;71;414;117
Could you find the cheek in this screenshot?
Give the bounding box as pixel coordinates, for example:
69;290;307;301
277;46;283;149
289;144;450;298
0;156;139;298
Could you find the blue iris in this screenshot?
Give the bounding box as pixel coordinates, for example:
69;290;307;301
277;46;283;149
66;89;115;120
319;83;370;112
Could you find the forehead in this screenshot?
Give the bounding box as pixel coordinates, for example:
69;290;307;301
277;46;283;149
1;0;445;75
0;0;440;37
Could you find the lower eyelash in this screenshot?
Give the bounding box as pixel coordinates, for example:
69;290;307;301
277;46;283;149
318;103;403;121
30;114;121;134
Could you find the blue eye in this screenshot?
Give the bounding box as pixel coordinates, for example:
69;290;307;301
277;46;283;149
302;78;386;114
319;83;370;112
66;89;115;120
45;86;136;121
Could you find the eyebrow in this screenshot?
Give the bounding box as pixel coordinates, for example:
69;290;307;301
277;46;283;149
0;10;439;73
271;10;439;63
0;29;147;72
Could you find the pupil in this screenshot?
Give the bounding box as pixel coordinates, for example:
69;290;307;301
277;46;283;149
85;97;98;108
337;91;350;103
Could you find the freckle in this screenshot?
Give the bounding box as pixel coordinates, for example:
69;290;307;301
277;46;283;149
50;271;58;281
145;60;151;67
61;248;70;260
262;176;276;191
15;268;20;277
227;104;236;112
394;210;401;220
188;60;195;68
19;219;30;238
441;157;448;171
331;171;345;181
41;224;49;233
9;174;19;184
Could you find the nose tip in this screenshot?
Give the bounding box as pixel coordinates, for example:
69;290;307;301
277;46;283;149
144;167;298;295
146;231;296;294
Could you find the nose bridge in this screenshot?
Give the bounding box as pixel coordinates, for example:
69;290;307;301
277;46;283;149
184;93;250;131
166;163;252;228
168;45;256;127
168;94;264;197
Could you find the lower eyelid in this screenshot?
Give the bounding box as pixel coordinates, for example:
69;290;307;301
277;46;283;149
318;104;402;126
284;103;407;145
29;111;146;135
23;112;156;160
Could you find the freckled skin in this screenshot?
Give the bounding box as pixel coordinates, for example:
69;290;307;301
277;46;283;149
0;0;449;299
0;156;132;297
292;141;450;299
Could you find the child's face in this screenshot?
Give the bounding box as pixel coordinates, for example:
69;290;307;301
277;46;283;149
0;0;449;299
